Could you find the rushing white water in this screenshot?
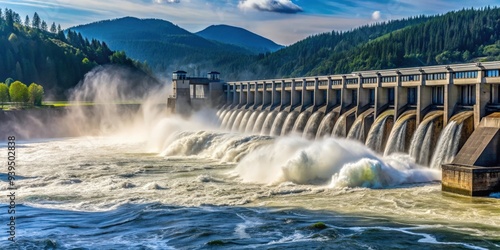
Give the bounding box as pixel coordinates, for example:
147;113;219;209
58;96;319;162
365;113;392;152
221;110;234;129
302;111;324;140
234;136;439;186
231;110;247;131
347;118;364;141
261;111;278;135
409;121;435;166
429;121;463;169
253;111;269;133
292;111;311;135
384;120;409;156
225;110;240;130
281;111;300;136
245;111;260;133
239;110;254;132
332;114;347;137
316;111;338;139
270;111;288;136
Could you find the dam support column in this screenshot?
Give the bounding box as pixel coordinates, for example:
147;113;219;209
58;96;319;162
262;81;272;109
281;80;291;110
341;76;353;112
394;74;408;120
301;79;312;111
271;80;281;110
444;70;459;127
290;79;301;111
357;74;371;116
417;81;432;126
313;78;325;110
326;77;336;110
475;69;489;129
375;87;388;119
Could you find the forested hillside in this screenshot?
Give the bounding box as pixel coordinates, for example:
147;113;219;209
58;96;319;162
252;7;500;78
0;9;154;98
70;17;255;77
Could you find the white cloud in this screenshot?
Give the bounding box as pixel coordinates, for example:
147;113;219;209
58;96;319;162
238;0;303;14
154;0;180;4
371;10;381;20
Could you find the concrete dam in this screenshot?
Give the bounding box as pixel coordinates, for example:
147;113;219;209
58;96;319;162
167;62;500;196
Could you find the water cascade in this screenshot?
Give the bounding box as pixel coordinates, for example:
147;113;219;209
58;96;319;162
291;111;311;135
231;110;247;131
365;110;394;153
383;111;416;156
316;111;339;139
270;111;288;136
225;110;240;130
429;111;474;169
332;107;357;137
281;111;300;136
238;111;254;132
220;110;234;129
244;111;260;133
347;109;374;143
252;111;269;134
409;111;443;166
302;111;325;140
260;111;279;135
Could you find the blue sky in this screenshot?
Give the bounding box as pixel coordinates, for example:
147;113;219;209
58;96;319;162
1;0;499;45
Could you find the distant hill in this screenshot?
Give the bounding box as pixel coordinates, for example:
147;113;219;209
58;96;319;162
0;9;155;98
70;17;254;77
196;25;283;54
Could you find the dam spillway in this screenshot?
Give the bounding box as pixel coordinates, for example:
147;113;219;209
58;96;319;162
167;62;500;196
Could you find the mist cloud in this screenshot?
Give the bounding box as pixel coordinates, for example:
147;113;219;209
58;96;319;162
238;0;303;14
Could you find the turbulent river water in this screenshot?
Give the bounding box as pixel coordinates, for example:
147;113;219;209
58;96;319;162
1;120;499;249
1;69;499;249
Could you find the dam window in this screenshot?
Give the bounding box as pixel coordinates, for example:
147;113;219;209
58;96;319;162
295;81;303;87
284;82;291;88
432;86;444;105
257;84;263;90
388;88;395;104
381;76;397;83
319;80;328;86
401;75;420;82
426;73;447;81
275;83;282;88
408;87;417;105
362;77;377;84
306;81;315;86
459;85;475;106
332;80;342;86
454;71;477;79
346;78;358;85
486;69;500;77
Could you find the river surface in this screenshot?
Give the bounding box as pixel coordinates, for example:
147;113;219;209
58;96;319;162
1;132;499;249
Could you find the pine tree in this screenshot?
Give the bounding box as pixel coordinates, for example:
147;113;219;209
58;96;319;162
41;20;48;31
50;22;57;33
32;12;40;29
24;15;30;27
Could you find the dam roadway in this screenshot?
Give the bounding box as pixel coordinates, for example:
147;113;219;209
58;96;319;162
168;62;500;196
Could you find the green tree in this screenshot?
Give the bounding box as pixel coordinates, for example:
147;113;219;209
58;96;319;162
32;12;40;29
0;83;9;109
9;81;29;106
28;83;44;106
24;15;29;27
41;20;48;31
50;22;57;33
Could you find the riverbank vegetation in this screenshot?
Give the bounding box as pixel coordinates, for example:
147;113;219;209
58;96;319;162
0;79;44;109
